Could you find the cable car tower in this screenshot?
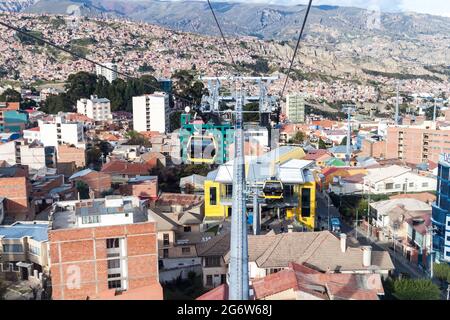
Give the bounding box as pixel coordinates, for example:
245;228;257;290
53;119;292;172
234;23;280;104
198;76;278;300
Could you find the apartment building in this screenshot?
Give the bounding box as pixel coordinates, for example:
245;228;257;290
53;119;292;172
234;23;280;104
132;92;170;133
76;95;112;122
432;153;450;263
386;122;450;165
23;127;41;143
38;115;85;149
0;140;56;172
285;94;305;123
48;196;162;300
95;63;118;83
57;144;86;168
0;222;49;281
0;102;28;133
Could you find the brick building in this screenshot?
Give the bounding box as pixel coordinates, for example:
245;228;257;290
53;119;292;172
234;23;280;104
57;144;86;168
0;166;34;221
386;123;450;165
69;169;112;198
48;196;162;300
119;176;158;200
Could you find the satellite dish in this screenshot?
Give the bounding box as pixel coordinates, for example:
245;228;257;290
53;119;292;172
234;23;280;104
185;106;191;113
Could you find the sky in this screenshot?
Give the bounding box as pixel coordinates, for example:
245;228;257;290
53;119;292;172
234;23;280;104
179;0;450;17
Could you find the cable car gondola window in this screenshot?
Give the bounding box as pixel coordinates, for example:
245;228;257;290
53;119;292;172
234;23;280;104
189;136;216;161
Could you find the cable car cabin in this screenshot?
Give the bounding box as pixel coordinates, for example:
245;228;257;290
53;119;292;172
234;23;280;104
187;135;217;164
262;180;284;200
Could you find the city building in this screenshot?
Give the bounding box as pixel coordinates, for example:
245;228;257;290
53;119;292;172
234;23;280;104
23;127;41;143
0;166;35;221
0;222;49;281
285;94;305;123
119;176;158;200
157;78;172;94
198;262;386;300
132;92;170;133
57;144;86;168
0;102;28;133
96;63;118;83
432;153;450;263
69;169;112;198
76;95;112;122
386;122;450;165
48;196;162;300
38;115;85;149
0;140;56;172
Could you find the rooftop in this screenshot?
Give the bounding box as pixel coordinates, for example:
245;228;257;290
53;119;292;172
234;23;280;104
0;222;49;242
50;196;151;230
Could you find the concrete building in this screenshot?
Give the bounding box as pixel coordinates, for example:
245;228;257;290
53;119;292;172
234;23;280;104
0;140;56;172
48;196;162;300
96;63;118;83
38;115;85;149
76;95;112;122
132;92;170;134
0;222;49;281
432;153;450;263
0;102;28;133
285;94;305;123
23;127;41;143
386;122;450;165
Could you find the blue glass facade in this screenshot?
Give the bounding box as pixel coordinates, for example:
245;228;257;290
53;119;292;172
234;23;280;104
432;155;450;263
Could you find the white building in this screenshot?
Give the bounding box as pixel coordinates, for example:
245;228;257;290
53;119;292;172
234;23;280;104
96;63;118;83
38;115;85;149
0;140;56;171
76;95;112;122
285;94;305;123
133;92;170;133
23;127;41;143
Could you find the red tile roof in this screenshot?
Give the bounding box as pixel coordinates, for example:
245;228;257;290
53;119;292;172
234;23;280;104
101;160;155;175
196;284;228;300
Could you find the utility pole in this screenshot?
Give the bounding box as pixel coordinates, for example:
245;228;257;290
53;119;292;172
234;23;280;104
355;207;358;241
327;194;331;231
433;97;437;122
395;80;400;125
342;105;355;166
365;178;371;238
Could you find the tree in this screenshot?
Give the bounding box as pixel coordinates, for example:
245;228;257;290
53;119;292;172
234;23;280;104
392;279;441;300
86;147;102;168
65;71;98;102
42;93;73;114
76;181;90;200
318;138;327;149
125;130;151;147
291;131;305;144
243;102;259;122
433;263;450;286
340;136;349;146
0;88;22;102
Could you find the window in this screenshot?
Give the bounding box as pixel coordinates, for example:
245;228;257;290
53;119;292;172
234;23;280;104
205;256;221;267
385;183;394;190
82;215;101;224
29;245;41;256
221;274;227;284
206;275;213;286
108;280;122;289
209;187;217;205
422;182;429;188
11;263;19;272
184;226;192;233
2;244;23;253
106;238;120;249
284;185;294;198
163;233;170;246
225;184;233;197
447;236;450;242
1;263;10;272
107;259;120;269
107;273;121;279
182;247;191;255
395;184;401;189
409;182;414;187
163;249;169;258
301;188;311;218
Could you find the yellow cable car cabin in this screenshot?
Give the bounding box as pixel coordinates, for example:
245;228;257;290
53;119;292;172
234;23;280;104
262;180;284;200
187;134;218;164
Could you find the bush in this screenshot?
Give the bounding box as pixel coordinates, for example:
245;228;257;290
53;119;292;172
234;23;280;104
393;279;441;300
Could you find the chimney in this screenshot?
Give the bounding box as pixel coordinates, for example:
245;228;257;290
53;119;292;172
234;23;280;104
340;233;347;253
362;246;372;267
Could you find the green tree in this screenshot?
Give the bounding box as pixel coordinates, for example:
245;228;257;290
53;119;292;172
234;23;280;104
340;136;349;146
86;147;102;167
243;102;259;122
42;93;73;114
65;71;98;102
318;138;327;149
0;88;22;102
125;130;151;147
291;131;305;144
392;279;441;300
433;263;450;285
76;181;90;200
